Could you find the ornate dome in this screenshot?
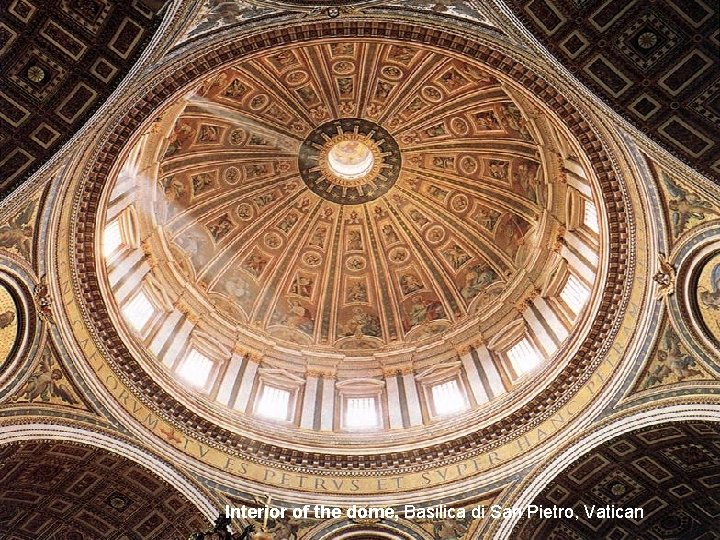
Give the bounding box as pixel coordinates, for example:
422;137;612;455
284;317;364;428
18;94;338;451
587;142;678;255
107;40;597;364
91;26;610;461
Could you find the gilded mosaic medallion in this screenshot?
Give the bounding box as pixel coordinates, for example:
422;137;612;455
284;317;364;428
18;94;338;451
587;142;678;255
0;283;18;367
696;251;720;346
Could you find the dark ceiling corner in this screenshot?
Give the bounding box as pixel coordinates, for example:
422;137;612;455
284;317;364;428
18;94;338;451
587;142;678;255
0;0;169;200
514;421;720;538
504;0;719;183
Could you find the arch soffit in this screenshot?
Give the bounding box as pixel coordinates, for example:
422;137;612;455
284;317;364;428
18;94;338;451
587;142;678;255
0;420;220;520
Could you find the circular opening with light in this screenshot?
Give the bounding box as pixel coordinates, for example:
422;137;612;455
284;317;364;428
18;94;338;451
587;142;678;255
327;140;375;179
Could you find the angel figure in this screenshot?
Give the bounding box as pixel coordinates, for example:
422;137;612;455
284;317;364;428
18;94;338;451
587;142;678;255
661;335;702;380
643;362;670;390
196;71;227;97
159;175;186;200
0;200;35;260
665;178;718;235
643;331;702;389
19;351;78;405
652;254;676;300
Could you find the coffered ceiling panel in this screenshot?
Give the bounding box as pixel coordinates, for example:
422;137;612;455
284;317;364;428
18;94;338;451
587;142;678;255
504;0;719;182
0;441;207;539
514;421;720;539
0;0;167;198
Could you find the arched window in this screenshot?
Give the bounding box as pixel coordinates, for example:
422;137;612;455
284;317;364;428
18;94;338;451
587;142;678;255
506;338;542;377
583;199;599;234
121;290;156;333
256;384;292;421
177;348;214;389
559;273;590;315
343;396;380;429
102;220;123;258
431;379;467;416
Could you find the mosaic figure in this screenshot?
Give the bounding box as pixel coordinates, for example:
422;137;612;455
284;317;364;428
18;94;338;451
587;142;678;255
488;160;509;180
642;329;705;389
0;200;35;260
19;351;78;405
474;206;501;231
340;308;382;338
277;212;299;233
406;297;445;329
442;243;471;270
461;264;498;301
164;121;195;157
160;175;185;200
242;252;269;278
309;227;327;248
664;175;718;235
514;161;540;203
283;299;314;335
290;275;313;298
474;110;501;130
253;192;275;208
223;78;249;98
432;156;454;169
409;209;429;228
192;172;215;196
381;224;399;244
346;281;368;303
208;214;234;242
438;69;469;91
400;273;425;295
347;230;363;251
197;124;220;143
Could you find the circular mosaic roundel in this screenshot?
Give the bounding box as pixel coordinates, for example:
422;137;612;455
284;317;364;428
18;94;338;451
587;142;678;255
695;250;720;347
298;118;401;205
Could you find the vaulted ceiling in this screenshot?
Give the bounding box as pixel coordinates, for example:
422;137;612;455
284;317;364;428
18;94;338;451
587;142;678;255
0;0;167;197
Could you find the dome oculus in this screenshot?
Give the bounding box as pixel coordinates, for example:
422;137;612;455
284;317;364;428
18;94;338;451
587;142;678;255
299;118;401;205
328;140;375;180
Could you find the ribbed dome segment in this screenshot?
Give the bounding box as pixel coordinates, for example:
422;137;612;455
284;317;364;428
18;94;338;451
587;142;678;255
148;40;567;355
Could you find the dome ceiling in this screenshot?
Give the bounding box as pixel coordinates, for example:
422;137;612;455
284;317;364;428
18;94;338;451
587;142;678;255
68;19;631;498
146;40;563;355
